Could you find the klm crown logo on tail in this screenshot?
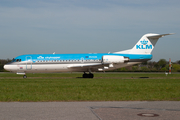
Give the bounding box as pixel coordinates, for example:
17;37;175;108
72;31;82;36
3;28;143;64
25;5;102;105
136;39;152;49
140;40;148;45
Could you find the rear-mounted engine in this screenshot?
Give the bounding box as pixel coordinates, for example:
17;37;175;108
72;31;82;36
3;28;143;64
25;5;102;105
102;55;129;63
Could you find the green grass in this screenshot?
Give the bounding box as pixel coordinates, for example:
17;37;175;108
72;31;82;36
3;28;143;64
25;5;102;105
0;73;180;101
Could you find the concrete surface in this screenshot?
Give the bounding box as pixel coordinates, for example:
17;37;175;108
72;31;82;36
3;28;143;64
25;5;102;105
0;101;179;120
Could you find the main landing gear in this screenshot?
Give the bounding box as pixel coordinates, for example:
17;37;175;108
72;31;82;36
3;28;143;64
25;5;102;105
83;72;94;78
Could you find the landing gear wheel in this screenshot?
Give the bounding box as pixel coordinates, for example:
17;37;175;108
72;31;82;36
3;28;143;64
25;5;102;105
23;75;27;79
83;74;88;78
82;73;94;78
89;74;94;78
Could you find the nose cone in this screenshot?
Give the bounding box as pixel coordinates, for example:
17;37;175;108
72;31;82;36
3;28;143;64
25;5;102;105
4;64;10;71
4;64;16;72
4;65;7;70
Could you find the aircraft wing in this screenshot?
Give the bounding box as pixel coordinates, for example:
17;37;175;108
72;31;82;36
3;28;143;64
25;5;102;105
67;63;108;69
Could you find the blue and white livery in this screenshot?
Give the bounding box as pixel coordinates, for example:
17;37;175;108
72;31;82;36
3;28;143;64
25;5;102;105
4;33;173;78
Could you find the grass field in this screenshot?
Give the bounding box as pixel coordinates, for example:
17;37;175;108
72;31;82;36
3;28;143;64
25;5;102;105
0;72;180;101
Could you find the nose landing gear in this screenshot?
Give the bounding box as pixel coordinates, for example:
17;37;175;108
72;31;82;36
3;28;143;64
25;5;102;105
23;75;27;79
16;73;27;79
82;72;94;78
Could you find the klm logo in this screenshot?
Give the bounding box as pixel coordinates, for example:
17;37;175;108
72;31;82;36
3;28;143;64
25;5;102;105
136;39;152;49
140;40;148;45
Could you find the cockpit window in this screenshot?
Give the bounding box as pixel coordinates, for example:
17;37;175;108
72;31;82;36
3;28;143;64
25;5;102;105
12;58;15;62
12;59;22;62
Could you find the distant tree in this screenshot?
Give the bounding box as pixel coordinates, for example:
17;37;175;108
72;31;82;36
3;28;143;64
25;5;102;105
141;66;149;71
158;59;167;69
141;61;148;65
0;59;12;72
154;62;160;70
132;66;139;71
0;59;11;65
161;65;168;71
0;65;3;71
176;60;180;64
147;61;156;69
120;67;128;72
172;64;180;72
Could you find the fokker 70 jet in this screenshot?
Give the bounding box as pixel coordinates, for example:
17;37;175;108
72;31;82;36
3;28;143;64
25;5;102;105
4;33;173;78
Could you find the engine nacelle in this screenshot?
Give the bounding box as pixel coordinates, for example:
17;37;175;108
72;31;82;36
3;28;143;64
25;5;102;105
102;55;129;63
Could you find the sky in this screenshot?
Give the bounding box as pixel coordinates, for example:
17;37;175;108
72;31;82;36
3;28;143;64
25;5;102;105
0;0;179;62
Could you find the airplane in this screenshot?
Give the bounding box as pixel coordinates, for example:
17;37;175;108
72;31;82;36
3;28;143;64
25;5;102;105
4;33;173;78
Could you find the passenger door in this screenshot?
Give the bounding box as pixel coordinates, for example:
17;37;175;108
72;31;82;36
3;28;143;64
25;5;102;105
26;56;32;70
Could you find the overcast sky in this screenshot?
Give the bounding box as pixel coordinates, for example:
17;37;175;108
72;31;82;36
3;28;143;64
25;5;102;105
0;0;179;61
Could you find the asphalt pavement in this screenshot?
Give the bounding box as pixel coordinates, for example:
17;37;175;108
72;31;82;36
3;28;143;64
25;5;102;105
0;101;179;120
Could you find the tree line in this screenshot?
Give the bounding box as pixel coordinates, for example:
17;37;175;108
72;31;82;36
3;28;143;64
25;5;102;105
0;59;12;72
110;59;180;72
0;59;180;72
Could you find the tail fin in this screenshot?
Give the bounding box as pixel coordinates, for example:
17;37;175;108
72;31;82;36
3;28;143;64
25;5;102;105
129;33;174;54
